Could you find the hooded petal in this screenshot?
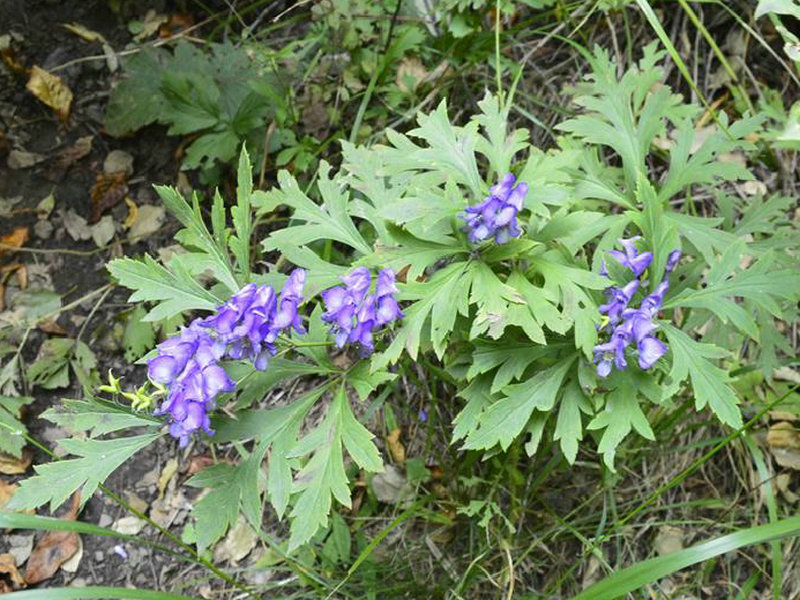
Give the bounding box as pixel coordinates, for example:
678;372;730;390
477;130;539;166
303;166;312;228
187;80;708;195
638;336;667;369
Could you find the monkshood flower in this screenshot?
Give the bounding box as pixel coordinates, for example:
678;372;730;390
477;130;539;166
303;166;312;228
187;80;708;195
593;245;680;378
322;267;403;354
606;236;653;277
148;269;306;446
461;172;529;245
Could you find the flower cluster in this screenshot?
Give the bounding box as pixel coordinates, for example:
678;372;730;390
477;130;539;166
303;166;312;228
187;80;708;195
460;172;528;244
147;269;305;446
321;267;403;354
593;238;680;378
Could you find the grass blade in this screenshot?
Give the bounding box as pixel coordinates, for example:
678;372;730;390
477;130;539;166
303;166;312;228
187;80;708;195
569;516;800;600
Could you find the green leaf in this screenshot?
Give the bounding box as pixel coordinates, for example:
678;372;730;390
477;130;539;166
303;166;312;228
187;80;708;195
0;395;33;457
468;262;525;340
463;357;574;452
554;380;587;465
466;340;553;393
123;306;156;361
373;261;471;368
27;339;73;390
587;378;655;470
229;147;253;279
7;432;161;512
570;516;800;600
345;361;396;401
374;224;467;283
105;49;167;136
108;255;221;321
41;398;159;438
264;164;371;257
287;385;383;550
756;0;800;18
663;325;743;428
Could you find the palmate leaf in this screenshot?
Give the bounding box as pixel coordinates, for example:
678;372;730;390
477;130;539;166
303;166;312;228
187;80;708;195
373;260;471;368
264;164;372;257
587;376;655;469
287;384;383;551
373;224;467;283
664;248;800;340
41;398;160;438
462;356;574;452
473;92;529;178
192;387;325;549
108;255;221;322
229;146;253;279
8;433;162;512
662;325;743;428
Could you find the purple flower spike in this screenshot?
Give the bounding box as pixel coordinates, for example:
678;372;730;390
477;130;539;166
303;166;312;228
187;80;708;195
322;267;403;355
592;242;680;377
148;269;306;446
461;173;529;246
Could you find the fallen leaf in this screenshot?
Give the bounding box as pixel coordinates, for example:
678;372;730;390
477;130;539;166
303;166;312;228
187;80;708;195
26;66;73;122
776;473;799;503
7;150;46;170
387;428;406;463
213;517;257;565
741;180;767;196
122;197;138;229
59;535;82;573
24;493;81;584
62;23;107;44
103;149;134;176
371;464;413;504
0;46;26;75
772;448;800;471
47;136;93;180
24;529;79;584
0;227;29;257
157;458;178;500
0;479;17;510
0;264;27;311
767;421;800;449
90;216;115;248
0;553;25;589
112;516;145;535
186;455;215;476
132;10;169;41
775;367;800;384
62;209;92;242
0;450;31;475
159;12;195;38
129;204;166;242
36;194;55;219
396;56;427;93
89;172;128;223
654;526;684;555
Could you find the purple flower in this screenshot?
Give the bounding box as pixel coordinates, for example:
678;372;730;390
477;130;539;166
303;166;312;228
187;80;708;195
598;279;639;325
148;270;306;446
461;173;528;245
322;267;403;354
665;249;681;273
607;237;653;277
593;243;679;377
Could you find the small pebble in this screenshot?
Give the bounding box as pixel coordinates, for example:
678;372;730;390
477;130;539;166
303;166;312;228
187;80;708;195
94;551;104;562
98;513;112;528
34;219;53;239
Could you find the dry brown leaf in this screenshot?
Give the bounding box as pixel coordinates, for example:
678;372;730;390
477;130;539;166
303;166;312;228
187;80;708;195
26;66;73;122
0;479;17;511
213;517;257;565
0;553;25;589
24;529;79;584
0;450;32;475
387;428;406;463
767;421;800;449
47;136;93;181
89;171;128;223
776;473;799;503
24;493;81;585
0;263;27;312
772;448;800;471
654;526;684;556
159;12;195;38
186;455;215;476
0;227;29;257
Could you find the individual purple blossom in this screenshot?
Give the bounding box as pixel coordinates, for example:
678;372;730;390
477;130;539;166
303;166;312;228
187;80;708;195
665;249;682;273
606;236;653;277
148;270;306;446
461;172;529;245
598;279;639;325
322;267;403;355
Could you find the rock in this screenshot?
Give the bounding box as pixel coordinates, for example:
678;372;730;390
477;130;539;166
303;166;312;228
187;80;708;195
7;150;46;169
34;219;53;240
98;514;113;528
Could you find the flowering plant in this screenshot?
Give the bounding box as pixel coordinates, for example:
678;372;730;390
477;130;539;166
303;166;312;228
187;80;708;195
10;44;800;561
